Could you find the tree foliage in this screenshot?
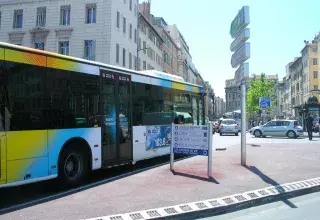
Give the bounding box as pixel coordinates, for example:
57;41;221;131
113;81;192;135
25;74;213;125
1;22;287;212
246;73;276;115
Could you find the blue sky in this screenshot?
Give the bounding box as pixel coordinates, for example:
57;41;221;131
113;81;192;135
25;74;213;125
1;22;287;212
146;0;320;98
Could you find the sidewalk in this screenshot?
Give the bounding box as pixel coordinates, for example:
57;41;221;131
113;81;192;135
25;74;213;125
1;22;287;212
2;141;320;220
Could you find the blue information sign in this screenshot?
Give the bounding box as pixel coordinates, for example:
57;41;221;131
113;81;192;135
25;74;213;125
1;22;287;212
259;97;271;109
172;125;209;156
174;148;208;156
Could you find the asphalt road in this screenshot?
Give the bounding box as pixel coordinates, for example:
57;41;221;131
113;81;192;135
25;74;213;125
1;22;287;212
198;191;320;220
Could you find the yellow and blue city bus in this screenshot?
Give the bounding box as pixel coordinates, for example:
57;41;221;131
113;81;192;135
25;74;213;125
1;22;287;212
0;42;205;188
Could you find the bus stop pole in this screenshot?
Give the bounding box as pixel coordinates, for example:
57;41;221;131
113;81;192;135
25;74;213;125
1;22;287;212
170;123;174;171
240;82;246;166
208;122;213;178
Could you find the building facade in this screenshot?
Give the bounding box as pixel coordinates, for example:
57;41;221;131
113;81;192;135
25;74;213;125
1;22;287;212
290;57;303;117
225;79;240;113
166;24;191;82
152;16;178;75
0;0;138;69
214;96;225;119
137;11;163;71
280;62;293;118
301;37;320;104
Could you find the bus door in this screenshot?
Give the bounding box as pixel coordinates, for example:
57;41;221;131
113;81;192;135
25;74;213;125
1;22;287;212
0;66;6;184
101;70;132;166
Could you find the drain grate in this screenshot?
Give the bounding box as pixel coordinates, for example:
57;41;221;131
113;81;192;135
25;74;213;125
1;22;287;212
222;197;235;204
164;207;178;214
195;202;208;209
110;216;124;220
129;213;143;220
146;210;161;217
258;190;269;196
282;186;290;191
268;188;277;194
247;192;259;199
234;195;247;201
208;200;222;207
179;205;193;212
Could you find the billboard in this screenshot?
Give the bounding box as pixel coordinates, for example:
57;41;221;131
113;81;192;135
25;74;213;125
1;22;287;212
146;125;172;150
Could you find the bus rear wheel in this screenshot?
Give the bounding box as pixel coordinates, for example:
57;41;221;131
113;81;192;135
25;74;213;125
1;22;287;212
58;145;88;186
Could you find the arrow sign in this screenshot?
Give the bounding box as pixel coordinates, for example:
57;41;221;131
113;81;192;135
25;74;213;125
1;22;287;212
231;42;250;68
230;28;250;52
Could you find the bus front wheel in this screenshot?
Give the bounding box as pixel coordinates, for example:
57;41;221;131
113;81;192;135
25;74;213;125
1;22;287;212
58;145;88;186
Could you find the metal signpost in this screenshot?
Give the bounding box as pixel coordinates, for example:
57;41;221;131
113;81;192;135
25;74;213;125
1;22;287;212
230;6;250;166
170;123;213;178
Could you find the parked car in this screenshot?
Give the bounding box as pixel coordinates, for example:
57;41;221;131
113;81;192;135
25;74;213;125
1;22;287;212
219;119;239;136
249;120;303;138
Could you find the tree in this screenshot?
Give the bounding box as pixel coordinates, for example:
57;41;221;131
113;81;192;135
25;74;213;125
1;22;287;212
246;73;276;116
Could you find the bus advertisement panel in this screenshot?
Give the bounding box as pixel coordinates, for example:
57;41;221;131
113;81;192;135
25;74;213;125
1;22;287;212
146;125;172;150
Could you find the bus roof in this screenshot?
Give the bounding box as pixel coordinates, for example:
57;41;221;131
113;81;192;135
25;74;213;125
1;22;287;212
0;41;205;94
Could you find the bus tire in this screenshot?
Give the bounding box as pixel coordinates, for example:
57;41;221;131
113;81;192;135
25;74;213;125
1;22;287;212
58;143;89;186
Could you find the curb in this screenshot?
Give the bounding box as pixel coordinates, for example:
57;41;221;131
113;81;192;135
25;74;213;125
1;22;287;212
85;177;320;220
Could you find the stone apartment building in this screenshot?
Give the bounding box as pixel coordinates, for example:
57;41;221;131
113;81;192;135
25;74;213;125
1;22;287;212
0;0;139;69
280;62;293;118
152;16;178;75
214;96;225;118
166;24;190;82
290;57;303;117
137;9;163;71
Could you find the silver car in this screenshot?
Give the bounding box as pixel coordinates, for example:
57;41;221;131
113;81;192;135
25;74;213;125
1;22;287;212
250;120;303;138
219;119;239;136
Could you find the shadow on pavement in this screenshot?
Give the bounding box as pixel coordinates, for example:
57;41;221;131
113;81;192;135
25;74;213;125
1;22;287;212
171;171;219;184
244;165;297;208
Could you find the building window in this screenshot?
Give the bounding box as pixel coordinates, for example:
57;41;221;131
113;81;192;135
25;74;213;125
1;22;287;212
129;52;132;69
122;48;126;67
59;41;69;55
116;11;120;28
143;41;146;54
86;4;96;24
314;85;319;91
134;4;137;16
35;42;44;50
134;29;137;43
143;61;146;70
0;11;2;28
129;23;132;39
129;0;132;11
116;43;120;63
313;71;318;79
134;55;137;70
84;40;96;60
313;58;318;65
313;47;318;53
13;9;23;29
36;7;46;27
60;5;71;26
123;17;126;34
